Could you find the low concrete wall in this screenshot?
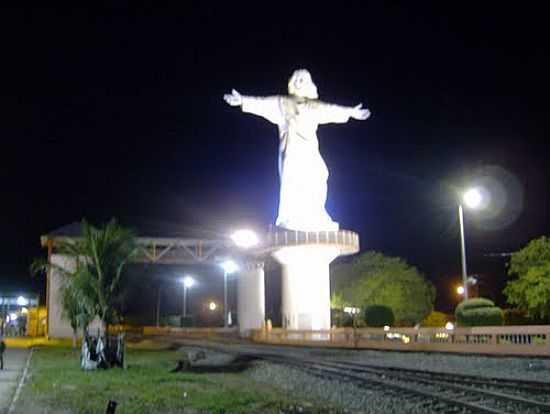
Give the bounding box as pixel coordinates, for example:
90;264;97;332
251;326;550;356
143;326;239;338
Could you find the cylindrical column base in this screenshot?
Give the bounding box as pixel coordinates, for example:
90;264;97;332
237;263;265;336
272;245;339;330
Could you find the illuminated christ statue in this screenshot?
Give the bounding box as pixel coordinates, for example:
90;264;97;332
224;69;370;232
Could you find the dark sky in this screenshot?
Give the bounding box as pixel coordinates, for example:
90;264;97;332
1;4;549;311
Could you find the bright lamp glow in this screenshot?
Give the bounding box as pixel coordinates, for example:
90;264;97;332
182;276;195;288
231;229;259;249
457;285;465;295
383;325;390;332
9;313;17;321
445;322;455;330
16;296;28;306
209;301;217;311
21;307;28;314
463;188;483;209
344;306;360;315
220;260;239;274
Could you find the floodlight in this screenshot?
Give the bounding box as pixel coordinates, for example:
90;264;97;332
463;188;482;209
231;229;259;249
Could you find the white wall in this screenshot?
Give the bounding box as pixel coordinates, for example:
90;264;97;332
48;254;103;339
48;254;76;339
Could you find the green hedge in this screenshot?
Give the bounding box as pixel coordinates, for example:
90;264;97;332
364;304;395;327
455;298;503;327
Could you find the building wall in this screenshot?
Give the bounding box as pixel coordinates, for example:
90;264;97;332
48;254;103;339
48;254;76;339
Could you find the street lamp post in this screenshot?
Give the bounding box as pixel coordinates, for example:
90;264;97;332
458;187;483;300
220;260;239;327
458;203;470;299
156;285;161;327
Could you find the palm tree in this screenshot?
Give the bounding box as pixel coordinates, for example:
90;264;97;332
33;219;138;359
60;282;94;348
60;219;138;331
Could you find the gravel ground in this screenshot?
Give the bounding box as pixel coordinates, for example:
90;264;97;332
183;340;550;382
174;340;550;413
301;348;550;382
249;360;434;414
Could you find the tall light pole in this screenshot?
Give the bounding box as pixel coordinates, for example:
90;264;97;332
181;276;195;319
458;187;483;299
156;284;161;327
220;260;239;327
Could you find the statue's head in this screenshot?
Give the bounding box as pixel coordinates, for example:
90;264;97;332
288;69;318;99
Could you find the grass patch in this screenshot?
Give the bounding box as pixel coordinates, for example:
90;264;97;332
17;347;310;413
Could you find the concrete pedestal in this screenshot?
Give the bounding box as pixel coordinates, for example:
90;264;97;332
237;263;265;336
269;229;360;331
273;245;339;330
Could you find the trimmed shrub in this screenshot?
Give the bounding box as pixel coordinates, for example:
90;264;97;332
421;311;448;327
455;298;503;327
364;304;395;327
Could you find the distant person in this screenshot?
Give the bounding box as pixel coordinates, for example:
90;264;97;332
0;337;6;370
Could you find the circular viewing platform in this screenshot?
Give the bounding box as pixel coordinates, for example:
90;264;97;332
266;228;360;256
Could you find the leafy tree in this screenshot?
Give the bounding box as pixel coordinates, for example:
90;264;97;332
332;251;435;325
330;292;347;310
504;236;550;319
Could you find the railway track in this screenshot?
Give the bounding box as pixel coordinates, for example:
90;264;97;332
256;353;550;413
170;339;550;413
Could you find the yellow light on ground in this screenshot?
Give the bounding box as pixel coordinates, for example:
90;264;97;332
209;302;217;311
457;285;465;295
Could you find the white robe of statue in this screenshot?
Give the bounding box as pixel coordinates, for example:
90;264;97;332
224;69;370;232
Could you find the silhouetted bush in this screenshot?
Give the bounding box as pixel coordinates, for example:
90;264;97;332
364;304;395;327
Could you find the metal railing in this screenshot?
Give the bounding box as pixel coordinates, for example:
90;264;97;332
250;326;550;356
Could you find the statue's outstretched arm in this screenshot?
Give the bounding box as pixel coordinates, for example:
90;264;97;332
317;102;371;124
224;89;283;125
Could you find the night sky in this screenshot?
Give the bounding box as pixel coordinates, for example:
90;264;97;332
1;4;549;312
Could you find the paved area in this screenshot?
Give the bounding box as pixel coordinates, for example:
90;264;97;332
0;348;29;414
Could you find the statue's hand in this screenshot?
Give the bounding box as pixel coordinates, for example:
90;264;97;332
351;103;371;120
223;89;242;106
